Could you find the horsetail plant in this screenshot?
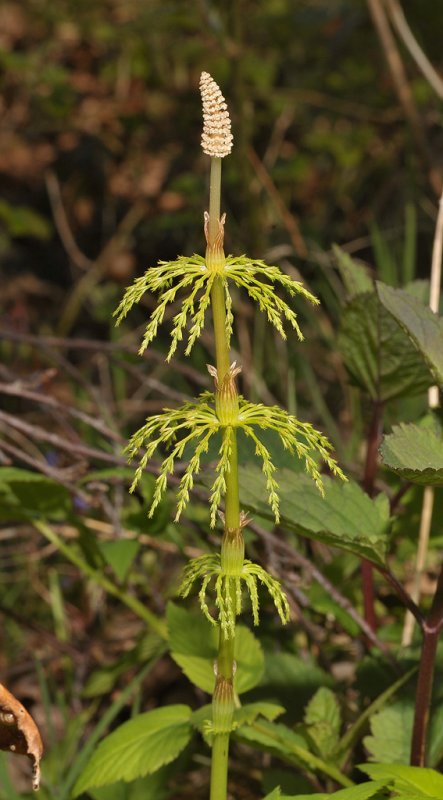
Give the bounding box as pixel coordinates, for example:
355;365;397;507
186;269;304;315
114;72;346;800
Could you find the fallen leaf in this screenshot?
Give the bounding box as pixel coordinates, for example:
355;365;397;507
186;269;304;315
0;683;43;791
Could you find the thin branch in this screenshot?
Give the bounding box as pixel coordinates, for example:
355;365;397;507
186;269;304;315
367;0;440;194
0;328;209;388
386;0;443;101
247;146;307;258
45;170;94;273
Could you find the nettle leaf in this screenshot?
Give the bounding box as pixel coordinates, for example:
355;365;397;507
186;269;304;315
333;245;374;299
73;705;192;796
303;687;341;759
338;290;432;401
239;468;390;566
364;701;412;765
167;603;264;694
377;282;443;387
363;699;443;769
360;763;443;798
380;422;443;486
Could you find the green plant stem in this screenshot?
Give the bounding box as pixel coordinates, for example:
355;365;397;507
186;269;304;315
209;158;222;243
209;734;230;800
208;155;240;800
211;277;230;382
35;520;167;638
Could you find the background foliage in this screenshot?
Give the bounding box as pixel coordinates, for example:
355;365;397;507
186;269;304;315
1;0;443;798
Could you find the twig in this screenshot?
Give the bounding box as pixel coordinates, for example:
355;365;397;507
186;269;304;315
58;198;148;335
366;0;439;195
0;328;209;388
0;379;123;444
386;0;443;101
45;170;95;274
247;146;308;258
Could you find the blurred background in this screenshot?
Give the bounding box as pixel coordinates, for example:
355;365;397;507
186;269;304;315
1;1;443;798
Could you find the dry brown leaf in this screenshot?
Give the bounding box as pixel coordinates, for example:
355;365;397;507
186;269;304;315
0;683;43;791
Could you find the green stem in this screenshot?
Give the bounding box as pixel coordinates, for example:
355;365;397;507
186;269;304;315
209;734;230;800
208;155;240;800
209;158;222;243
211;277;230;381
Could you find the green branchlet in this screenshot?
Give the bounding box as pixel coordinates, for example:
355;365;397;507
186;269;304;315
179;552;290;638
125;389;345;527
114;249;318;362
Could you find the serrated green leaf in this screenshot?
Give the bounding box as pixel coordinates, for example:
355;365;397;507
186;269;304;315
239;468;390;566
360;763;443;797
364;700;412;765
338;290;432;401
167;603;264;694
333;245;374;298
337;667;416;761
363;696;443;770
380;423;443;486
73;705;192;796
304;687;341;759
376;282;443;387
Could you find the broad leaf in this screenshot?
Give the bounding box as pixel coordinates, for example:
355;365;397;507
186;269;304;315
363;698;443;769
73;705;192;796
360;763;443;797
167;603;264;694
0;467;70;520
239;468;390;566
376;282;443;387
338;290;432;401
303;687;341;759
364;701;412;765
265;779;388;799
380;423;443;486
89;767;171;800
333;245;373;298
